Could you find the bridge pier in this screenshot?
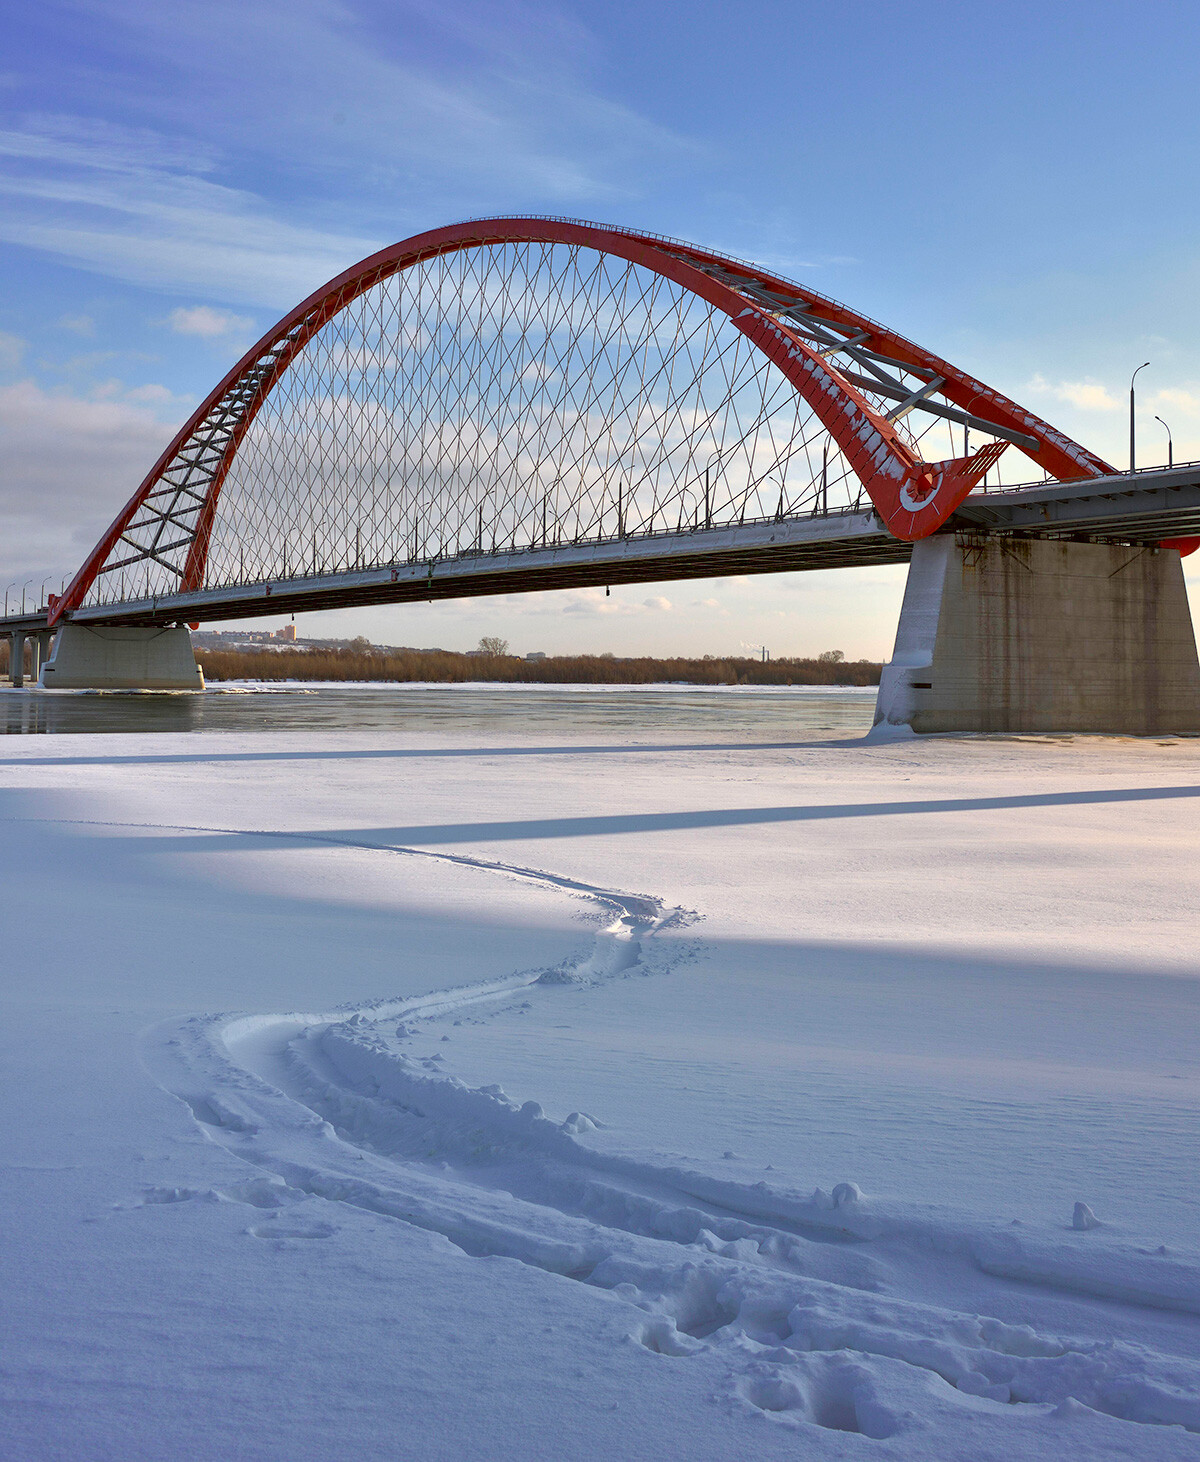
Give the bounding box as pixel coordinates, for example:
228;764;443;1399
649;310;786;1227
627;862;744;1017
39;625;204;690
874;535;1200;735
7;631;26;687
7;631;60;687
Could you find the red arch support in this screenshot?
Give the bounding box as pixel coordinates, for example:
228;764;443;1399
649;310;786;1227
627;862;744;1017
51;218;1117;625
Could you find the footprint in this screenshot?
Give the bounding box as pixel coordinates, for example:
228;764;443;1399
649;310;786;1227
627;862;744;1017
217;1177;293;1209
634;1318;701;1357
739;1358;895;1438
139;1185;208;1205
249;1219;336;1240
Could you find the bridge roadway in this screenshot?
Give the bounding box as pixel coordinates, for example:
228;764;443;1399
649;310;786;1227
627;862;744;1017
5;461;1200;636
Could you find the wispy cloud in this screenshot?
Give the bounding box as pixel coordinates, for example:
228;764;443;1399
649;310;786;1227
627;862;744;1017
0;114;217;177
0;121;381;307
0;1;693;309
100;0;690;200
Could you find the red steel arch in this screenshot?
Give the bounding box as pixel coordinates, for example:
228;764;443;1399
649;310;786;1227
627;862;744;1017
51;218;1115;625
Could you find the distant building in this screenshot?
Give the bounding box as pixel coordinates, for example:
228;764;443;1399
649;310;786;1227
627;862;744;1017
525;651;546;661
273;624;297;642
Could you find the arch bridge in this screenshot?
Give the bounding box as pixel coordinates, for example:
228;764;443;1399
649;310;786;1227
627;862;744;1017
7;217;1200;732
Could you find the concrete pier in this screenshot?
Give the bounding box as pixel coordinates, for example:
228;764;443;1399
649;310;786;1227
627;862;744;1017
39;625;204;690
6;631;56;687
874;535;1200;734
8;631;26;688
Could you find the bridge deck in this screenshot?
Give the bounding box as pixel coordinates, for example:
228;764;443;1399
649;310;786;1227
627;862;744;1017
5;464;1200;634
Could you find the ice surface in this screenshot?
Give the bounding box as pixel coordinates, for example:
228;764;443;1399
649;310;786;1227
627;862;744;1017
2;719;1199;1460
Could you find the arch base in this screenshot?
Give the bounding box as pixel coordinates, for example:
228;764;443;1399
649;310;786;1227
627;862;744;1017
873;536;1200;735
40;626;204;691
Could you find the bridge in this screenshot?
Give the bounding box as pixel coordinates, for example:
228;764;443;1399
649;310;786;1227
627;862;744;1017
5;216;1200;733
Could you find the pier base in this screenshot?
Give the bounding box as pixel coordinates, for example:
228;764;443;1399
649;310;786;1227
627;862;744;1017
874;536;1200;735
40;625;204;690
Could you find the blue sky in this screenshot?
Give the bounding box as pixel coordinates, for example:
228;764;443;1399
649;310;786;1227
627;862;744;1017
3;0;1199;656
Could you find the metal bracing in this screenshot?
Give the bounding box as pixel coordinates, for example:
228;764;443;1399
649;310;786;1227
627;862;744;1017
679;255;1040;450
50;218;1118;626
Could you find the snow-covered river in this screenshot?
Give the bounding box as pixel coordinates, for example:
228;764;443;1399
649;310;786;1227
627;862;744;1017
2;707;1197;1460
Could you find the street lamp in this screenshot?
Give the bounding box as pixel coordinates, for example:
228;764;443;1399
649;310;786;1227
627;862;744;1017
1155;415;1174;468
1130;361;1150;472
703;451;723;530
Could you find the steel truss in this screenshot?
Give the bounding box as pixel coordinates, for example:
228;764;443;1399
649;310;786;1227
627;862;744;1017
52;218;1115;625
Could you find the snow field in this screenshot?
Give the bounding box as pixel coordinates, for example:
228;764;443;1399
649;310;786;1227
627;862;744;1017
1;721;1199;1459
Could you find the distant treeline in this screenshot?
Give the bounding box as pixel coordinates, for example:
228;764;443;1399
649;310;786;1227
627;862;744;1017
195;645;882;686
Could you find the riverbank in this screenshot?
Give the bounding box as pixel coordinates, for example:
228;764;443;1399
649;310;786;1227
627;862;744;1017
196;644;882;686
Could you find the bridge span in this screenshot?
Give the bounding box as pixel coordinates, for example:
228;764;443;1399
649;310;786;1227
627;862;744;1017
5;217;1200;732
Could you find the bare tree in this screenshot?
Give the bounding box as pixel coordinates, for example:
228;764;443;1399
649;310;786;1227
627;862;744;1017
818;649;845;663
478;636;509;657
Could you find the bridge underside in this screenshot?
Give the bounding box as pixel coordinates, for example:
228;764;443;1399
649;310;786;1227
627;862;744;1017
65;511;909;629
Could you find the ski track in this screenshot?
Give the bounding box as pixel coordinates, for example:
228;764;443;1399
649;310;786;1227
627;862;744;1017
113;815;1200;1446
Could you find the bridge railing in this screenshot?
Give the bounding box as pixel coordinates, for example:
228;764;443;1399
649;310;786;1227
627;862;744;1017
978;457;1200;496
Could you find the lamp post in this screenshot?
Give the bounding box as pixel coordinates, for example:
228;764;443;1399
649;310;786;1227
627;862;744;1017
701;450;727;530
1155;415;1174;468
1130;361;1150;472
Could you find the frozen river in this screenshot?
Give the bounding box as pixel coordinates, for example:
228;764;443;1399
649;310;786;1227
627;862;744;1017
0;680;878;737
2;707;1197;1461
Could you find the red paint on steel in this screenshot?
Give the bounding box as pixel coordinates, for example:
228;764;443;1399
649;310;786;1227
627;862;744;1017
1162;537;1200;557
51;219;1117;624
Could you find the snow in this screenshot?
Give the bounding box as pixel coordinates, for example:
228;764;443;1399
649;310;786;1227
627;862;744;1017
1;713;1199;1459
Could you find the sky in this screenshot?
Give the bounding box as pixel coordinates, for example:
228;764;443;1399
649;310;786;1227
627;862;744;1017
3;0;1200;658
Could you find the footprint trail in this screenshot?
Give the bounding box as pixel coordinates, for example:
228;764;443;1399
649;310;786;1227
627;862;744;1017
137;828;1200;1450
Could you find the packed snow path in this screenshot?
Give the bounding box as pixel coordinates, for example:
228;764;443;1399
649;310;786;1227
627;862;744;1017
3;714;1200;1461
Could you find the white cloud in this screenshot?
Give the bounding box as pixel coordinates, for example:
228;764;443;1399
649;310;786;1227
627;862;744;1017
1152;387;1200;417
168;305;254;338
57;313;96;336
125;382;192;405
558;587;679;618
0;380;184;585
1026;372;1121;411
0;329;25;370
